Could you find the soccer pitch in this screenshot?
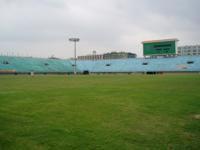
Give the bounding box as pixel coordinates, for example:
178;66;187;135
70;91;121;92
0;75;200;150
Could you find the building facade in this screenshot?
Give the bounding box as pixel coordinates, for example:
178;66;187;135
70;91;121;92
77;54;104;60
177;45;200;56
77;52;137;60
103;52;137;60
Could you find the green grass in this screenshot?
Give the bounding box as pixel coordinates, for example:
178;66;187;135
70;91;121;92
0;74;200;150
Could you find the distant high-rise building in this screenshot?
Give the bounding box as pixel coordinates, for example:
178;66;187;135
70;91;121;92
177;45;200;56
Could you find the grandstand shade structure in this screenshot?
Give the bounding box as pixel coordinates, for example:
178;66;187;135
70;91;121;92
142;39;179;56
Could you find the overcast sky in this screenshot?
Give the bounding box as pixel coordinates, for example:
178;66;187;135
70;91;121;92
0;0;199;58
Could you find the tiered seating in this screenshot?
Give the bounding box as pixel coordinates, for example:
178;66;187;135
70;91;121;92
76;56;200;73
0;56;74;73
1;56;200;74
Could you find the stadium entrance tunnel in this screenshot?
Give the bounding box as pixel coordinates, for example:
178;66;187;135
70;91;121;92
146;72;163;75
83;70;90;75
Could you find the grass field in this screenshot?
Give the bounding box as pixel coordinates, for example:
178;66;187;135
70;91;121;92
0;75;200;150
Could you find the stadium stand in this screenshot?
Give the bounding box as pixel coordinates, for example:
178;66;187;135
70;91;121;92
75;56;200;73
0;56;74;74
0;56;200;74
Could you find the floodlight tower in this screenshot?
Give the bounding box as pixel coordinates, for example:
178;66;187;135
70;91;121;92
69;38;80;75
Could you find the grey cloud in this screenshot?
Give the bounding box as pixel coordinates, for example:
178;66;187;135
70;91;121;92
0;0;199;58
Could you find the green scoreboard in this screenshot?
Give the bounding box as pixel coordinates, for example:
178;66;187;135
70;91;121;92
142;39;178;56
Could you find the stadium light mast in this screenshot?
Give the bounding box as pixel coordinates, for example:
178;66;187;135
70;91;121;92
69;38;80;75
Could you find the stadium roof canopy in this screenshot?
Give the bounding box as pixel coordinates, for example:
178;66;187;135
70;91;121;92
142;38;179;44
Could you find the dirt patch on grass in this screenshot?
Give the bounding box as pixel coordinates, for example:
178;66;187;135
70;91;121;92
192;114;200;120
